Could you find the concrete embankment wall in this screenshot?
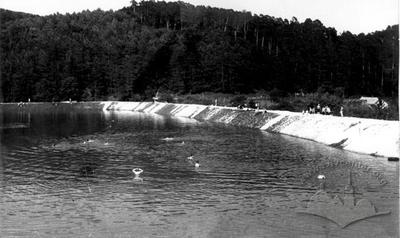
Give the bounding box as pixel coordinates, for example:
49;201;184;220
103;101;399;158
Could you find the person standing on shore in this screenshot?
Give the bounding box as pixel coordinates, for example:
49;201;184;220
326;106;331;115
321;106;326;115
340;106;344;117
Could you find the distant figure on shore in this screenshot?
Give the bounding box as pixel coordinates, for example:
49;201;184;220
325;106;331;115
320;105;331;115
309;106;315;114
340;106;344;117
321;106;327;115
28;98;31;103
316;104;321;114
69;98;72;104
152;90;159;102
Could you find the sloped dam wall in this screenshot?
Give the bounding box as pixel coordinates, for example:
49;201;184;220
102;101;399;158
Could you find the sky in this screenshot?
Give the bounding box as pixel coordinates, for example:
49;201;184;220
0;0;398;34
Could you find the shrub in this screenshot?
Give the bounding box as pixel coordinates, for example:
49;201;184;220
269;88;287;102
107;92;124;101
230;95;247;107
128;94;142;101
257;98;276;109
316;93;343;115
179;94;214;105
82;88;93;101
157;93;174;102
247;99;256;109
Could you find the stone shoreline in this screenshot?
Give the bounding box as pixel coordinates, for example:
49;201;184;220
102;101;399;158
2;101;398;158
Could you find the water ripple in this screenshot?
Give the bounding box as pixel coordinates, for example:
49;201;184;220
0;109;398;237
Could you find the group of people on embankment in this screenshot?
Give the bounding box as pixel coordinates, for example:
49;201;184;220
303;103;344;117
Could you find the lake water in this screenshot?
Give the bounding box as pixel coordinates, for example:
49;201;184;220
0;105;398;237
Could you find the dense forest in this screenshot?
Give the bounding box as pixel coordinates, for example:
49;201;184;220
0;0;398;102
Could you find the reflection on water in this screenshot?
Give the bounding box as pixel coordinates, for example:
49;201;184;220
0;106;398;237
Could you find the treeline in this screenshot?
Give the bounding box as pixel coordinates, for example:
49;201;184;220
0;1;398;102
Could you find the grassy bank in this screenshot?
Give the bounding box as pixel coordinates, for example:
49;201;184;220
152;92;399;120
4;92;397;121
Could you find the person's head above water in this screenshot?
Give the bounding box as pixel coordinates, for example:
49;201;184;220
194;161;200;167
132;168;143;174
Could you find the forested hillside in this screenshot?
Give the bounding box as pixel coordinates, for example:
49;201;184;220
0;1;398;102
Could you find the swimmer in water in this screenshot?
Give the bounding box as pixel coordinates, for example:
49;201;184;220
317;174;326;190
187;154;193;160
83;138;94;144
132;168;143;180
194;161;200;168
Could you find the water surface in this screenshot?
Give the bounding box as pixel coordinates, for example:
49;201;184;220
0;105;398;237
